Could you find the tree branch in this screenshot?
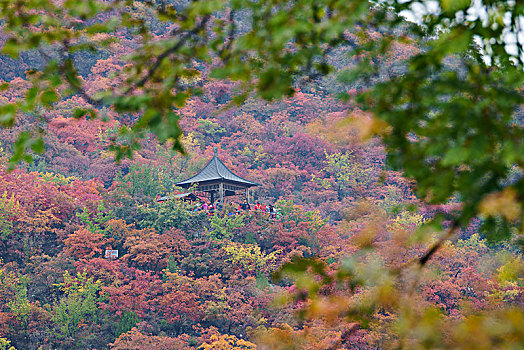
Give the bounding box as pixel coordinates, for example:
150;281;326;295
123;15;210;96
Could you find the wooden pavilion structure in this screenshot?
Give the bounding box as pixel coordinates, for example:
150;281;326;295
175;148;260;204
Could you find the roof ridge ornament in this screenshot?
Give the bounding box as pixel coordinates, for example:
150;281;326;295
213;147;224;178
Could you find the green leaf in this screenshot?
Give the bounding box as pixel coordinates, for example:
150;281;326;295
73;108;97;119
0;104;17;127
40;90;59;107
30;137;45;154
441;0;470;13
2;39;20;58
442;146;470;166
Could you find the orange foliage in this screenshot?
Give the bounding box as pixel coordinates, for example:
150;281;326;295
123;228;189;271
63;228;112;259
109;327;191;350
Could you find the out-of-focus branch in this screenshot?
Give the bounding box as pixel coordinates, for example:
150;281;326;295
123;15;211;96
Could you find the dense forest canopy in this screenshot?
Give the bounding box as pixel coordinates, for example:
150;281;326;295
0;0;522;349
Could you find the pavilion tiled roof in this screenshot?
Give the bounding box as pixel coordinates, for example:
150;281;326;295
175;148;260;188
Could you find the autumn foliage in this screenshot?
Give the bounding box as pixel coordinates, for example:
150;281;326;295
0;1;522;349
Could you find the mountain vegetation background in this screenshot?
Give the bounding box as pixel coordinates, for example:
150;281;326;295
0;0;522;349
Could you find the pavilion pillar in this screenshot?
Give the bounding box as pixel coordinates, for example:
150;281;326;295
219;183;224;205
210;191;214;204
246;188;250;205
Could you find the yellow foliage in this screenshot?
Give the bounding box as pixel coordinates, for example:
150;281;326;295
304;210;326;233
478;188;522;221
222;241;281;274
37;172;80;186
493;257;524;301
182;132;200;149
199;334;256;350
389;210;427;230
253;323;349;350
240;145;267;168
306;112;359;146
308;295;352;325
0;145;8;168
317;151;376;198
0;337;16;350
0;191;22;238
449;308;524;349
56;270;102;295
497;256;524;284
347;111;392;140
